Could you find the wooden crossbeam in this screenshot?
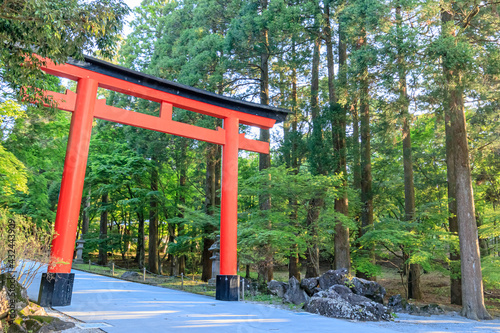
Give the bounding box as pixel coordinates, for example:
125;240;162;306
43;90;269;153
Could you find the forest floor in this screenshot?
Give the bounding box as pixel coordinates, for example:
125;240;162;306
79;254;500;318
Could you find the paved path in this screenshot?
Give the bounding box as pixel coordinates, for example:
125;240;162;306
27;269;500;333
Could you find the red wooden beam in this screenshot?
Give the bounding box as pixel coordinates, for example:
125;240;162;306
43;89;270;154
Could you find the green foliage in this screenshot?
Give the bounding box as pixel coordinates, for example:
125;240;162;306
238;165;344;267
481;256;500;289
0;209;53;288
0;143;27;197
1;0;128;103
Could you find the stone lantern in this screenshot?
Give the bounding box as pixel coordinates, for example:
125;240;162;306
74;239;85;264
208;236;220;286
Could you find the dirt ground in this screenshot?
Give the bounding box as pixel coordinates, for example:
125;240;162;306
378;265;500;317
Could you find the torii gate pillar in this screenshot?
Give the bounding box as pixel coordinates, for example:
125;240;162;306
216;116;240;301
39;78;98;306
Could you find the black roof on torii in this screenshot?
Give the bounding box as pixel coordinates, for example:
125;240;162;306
68;55;290;123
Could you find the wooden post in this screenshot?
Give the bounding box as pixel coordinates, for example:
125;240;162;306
143;267;146;281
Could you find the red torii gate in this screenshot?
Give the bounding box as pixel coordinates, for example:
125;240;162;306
36;56;288;306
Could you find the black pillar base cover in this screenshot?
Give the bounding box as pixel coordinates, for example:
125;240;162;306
38;273;75;307
215;275;240;301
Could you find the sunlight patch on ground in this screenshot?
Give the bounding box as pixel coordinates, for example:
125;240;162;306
477;325;500;330
73;289;144;294
398;319;474;324
137;301;215;304
64;310;178;320
186;314;257;318
173;318;288;328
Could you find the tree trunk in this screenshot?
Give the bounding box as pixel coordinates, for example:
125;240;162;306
305;30;322;279
135;209;145;268
288;41;301;280
396;3;422;300
352;101;361;190
442;9;491;320
257;0;273;283
167;223;176;275
81;188;90;237
201;143;218;282
148;167;159;274
330;2;350;271
177;160;187;276
441;8;462;308
306;197;322;278
289;244;300;280
445;83;461;305
357;23;375;280
452;90;491;320
476;214;489;257
98;193;108;266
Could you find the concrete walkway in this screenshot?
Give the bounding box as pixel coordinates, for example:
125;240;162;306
27;269;500;333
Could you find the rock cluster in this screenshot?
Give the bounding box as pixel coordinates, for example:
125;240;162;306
1;273;75;332
267;269;391;321
1;273;29;320
387;294;444;316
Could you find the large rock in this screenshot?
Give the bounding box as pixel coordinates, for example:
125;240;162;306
283;277;309;306
330;284;352;298
387;294;444;316
387;294;405;311
121;271;141;279
20;303;47;317
0;273;29;320
419;304;444;316
267;280;288;298
349;277;386;304
300;277;319;296
318;269;348;291
305;287;391;321
39;316;76;332
7;315;76;333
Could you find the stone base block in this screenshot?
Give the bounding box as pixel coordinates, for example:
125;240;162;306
38;273;74;307
215;275;239;301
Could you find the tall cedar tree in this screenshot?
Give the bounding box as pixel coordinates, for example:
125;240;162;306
326;0;350;271
258;0;274;283
305;9;323;278
357;2;375;281
441;6;491;320
396;2;421;300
